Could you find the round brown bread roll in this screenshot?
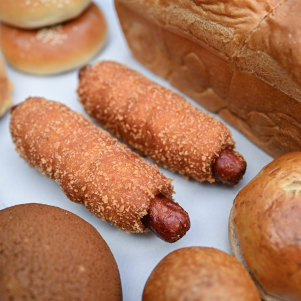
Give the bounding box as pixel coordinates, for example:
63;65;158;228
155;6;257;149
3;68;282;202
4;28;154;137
0;3;107;75
143;247;260;301
0;203;122;301
0;0;90;29
229;152;301;301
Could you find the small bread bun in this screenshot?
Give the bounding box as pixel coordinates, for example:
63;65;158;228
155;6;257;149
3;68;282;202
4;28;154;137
0;203;122;301
143;247;260;301
0;0;90;29
229;152;301;301
0;58;13;117
0;3;107;75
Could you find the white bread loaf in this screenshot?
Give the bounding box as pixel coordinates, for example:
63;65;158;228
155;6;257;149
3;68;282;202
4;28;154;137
114;0;301;158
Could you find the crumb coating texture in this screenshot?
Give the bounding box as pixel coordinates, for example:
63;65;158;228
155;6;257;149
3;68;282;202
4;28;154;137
78;61;235;182
10;97;174;232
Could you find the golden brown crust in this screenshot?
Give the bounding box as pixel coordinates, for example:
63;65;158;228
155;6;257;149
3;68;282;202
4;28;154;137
0;0;91;29
77;61;235;183
0;3;107;75
143;247;261;301
0;58;13;117
229;152;301;300
116;0;282;58
237;0;301;95
9;97;174;233
0;203;122;301
114;0;301;158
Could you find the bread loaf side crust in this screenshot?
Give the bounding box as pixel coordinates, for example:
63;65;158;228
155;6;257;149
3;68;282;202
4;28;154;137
115;0;301;158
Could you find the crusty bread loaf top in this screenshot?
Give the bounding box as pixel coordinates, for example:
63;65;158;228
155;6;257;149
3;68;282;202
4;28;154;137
116;0;301;101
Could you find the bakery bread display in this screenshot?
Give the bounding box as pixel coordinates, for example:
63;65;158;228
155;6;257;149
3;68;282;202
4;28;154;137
0;3;107;75
229;152;301;300
114;0;301;158
0;0;90;29
0;203;122;301
0;58;13;117
10;97;190;242
143;247;260;301
3;2;299;299
78;61;246;185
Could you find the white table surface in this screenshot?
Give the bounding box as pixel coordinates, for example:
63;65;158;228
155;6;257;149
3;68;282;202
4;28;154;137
0;1;273;300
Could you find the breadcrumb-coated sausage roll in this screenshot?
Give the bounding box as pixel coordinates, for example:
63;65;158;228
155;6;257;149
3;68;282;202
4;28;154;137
10;97;190;240
77;61;246;184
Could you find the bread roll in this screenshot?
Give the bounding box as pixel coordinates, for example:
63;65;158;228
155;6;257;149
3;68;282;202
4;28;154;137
0;58;13;117
0;203;122;301
229;152;301;301
114;0;301;158
0;3;107;75
143;247;260;301
0;0;90;29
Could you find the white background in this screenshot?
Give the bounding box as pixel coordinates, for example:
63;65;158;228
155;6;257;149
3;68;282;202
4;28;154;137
0;1;272;300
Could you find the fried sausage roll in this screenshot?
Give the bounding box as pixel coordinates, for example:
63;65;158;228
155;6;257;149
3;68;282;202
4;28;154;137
10;97;190;242
77;61;246;185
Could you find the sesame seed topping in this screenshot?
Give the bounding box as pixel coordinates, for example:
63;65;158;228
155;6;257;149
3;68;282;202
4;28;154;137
36;25;67;46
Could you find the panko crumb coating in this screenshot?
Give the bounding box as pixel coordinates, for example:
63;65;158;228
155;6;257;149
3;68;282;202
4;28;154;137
78;61;235;183
10;97;174;233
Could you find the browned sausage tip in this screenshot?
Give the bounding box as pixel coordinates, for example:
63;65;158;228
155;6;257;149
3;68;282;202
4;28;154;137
212;149;247;185
142;195;190;243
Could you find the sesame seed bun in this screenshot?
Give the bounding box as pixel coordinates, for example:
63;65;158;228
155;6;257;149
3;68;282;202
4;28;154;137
0;203;122;300
143;247;260;301
0;3;107;75
229;152;301;301
0;0;91;29
0;58;13;117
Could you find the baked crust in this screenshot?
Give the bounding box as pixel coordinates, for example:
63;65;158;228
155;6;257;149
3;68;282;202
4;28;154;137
0;203;122;300
229;152;301;300
9;97;174;233
0;0;91;29
143;247;261;301
115;0;301;158
78;61;235;183
0;3;107;75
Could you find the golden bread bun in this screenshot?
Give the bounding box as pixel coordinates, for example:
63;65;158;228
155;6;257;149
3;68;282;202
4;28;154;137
0;3;107;75
0;58;13;117
0;203;122;300
0;0;91;29
143;247;260;301
229;152;301;301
